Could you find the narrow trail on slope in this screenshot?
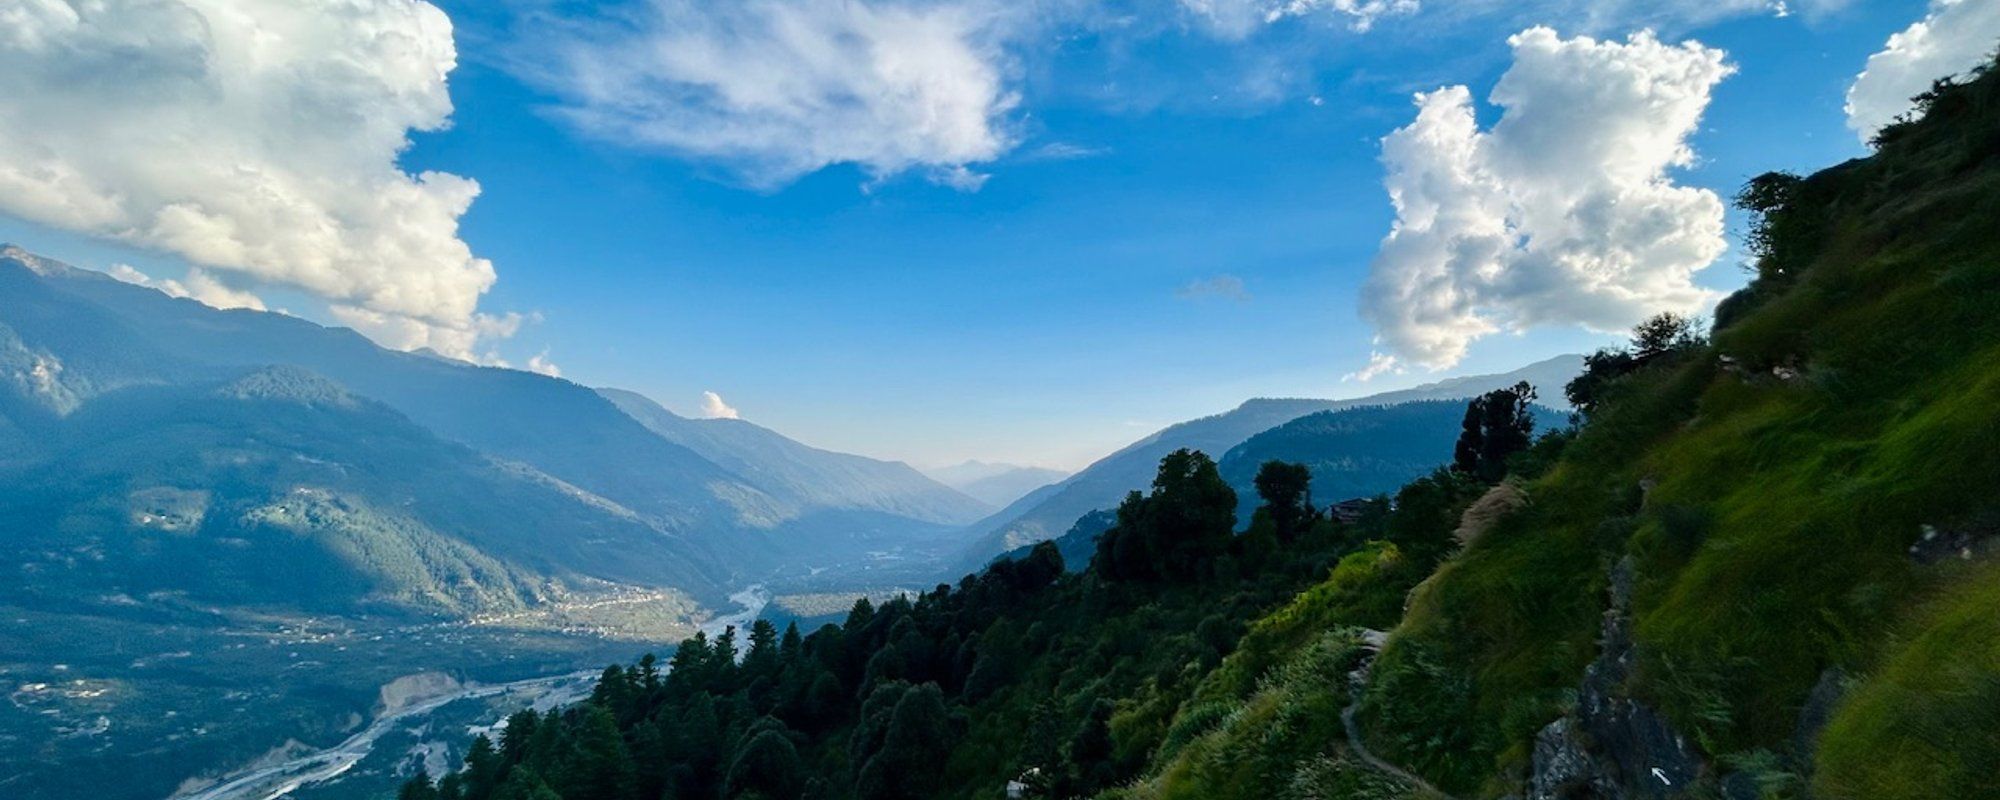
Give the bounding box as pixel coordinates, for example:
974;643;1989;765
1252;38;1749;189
1342;629;1457;800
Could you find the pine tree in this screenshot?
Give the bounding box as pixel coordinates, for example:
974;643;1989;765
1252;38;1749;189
724;729;806;800
398;769;440;800
569;705;638;800
462;735;503;800
855;684;951;800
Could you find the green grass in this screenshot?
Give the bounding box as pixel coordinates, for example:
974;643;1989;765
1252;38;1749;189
1191;543;1414;707
1814;560;2000;799
1114;631;1427;800
1347;62;2000;797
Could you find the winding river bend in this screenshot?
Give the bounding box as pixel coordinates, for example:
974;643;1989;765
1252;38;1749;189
173;585;770;800
174;670;598;800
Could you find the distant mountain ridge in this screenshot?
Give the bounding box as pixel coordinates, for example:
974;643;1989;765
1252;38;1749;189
0;364;726;616
0;245;1011;601
925;460;1071;508
1217;399;1569;514
597;388;992;526
953;354;1584;571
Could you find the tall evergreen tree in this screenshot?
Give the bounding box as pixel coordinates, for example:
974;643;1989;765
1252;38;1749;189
724;729;806;800
855;684;952;800
398;769;441;800
570;706;638;800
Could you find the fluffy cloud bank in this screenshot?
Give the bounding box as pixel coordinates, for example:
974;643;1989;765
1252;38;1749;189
1360;27;1732;370
1846;0;2000;142
0;0;507;359
537;0;1019;190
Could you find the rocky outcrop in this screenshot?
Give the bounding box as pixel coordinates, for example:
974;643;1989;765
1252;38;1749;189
1524;557;1703;800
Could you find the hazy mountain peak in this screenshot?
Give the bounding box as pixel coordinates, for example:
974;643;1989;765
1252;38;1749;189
925;461;1072;508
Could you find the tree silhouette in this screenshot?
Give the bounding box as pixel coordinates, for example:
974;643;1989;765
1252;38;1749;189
1452;382;1538;483
1253;461;1315;542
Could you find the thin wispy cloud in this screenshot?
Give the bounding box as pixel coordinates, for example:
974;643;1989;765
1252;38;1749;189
1019;142;1113;162
526;0;1024;191
1180;0;1418;39
500;0;1843;193
1177;274;1253;303
1342;349;1404;383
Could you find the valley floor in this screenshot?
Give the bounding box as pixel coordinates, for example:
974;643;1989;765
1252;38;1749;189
0;599;687;800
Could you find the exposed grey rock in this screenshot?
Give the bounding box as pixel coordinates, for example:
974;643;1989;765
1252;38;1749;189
1531;716;1617;799
1524;557;1704;800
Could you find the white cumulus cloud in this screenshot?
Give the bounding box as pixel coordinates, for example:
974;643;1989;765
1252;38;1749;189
107;264;267;312
0;0;508;359
700;391;742;420
1360;27;1732;370
533;0;1021;190
1845;0;2000;143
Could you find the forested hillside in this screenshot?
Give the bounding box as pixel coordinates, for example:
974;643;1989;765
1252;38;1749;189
407;54;2000;800
402;443;1481;800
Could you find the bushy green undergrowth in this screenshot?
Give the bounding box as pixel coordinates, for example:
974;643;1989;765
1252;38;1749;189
1115;631;1407;800
1355;54;2000;798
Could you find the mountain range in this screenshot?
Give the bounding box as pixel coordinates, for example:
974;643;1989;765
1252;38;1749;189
0;245;991;618
923;460;1072;508
952;354;1584;571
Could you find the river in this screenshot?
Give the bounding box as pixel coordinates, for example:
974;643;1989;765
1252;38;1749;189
172;585;769;800
173;670;598;800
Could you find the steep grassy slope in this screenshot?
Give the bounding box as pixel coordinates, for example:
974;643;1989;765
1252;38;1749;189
1352;57;2000;798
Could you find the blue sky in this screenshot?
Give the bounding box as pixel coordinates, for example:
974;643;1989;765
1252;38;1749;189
1;0;1989;470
